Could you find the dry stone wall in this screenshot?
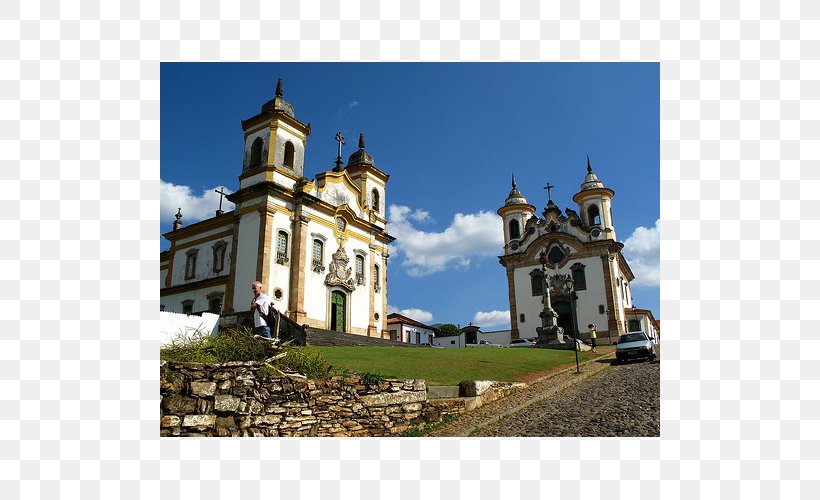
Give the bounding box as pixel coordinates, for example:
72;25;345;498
160;360;448;437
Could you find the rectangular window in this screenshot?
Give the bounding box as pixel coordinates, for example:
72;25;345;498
312;239;325;272
276;231;289;264
628;319;641;332
312;240;322;262
571;268;586;290
185;251;198;280
373;265;381;292
531;273;544;296
355;255;365;285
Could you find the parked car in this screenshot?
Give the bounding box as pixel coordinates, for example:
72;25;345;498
466;340;501;347
509;338;536;348
614;331;656;363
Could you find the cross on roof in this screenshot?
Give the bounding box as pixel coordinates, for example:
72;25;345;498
214;186;228;215
334;131;345;171
544;182;554;202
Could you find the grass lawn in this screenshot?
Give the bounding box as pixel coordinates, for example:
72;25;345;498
316;346;613;385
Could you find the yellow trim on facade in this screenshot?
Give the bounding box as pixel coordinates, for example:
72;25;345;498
160;276;229;296
171;230;234;251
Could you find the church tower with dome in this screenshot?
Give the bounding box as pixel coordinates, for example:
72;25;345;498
161;78;394;338
497;159;638;344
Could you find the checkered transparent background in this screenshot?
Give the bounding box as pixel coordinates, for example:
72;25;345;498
3;0;818;498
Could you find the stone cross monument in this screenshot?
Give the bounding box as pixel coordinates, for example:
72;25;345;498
535;249;565;346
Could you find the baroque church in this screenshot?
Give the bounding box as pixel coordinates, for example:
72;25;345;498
498;161;646;344
160;79;394;337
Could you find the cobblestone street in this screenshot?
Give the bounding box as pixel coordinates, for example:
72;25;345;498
429;354;660;438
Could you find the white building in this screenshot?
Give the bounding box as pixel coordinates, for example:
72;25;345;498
160;79;394;337
497;161;646;344
432;333;465;348
623;307;660;342
386;313;437;345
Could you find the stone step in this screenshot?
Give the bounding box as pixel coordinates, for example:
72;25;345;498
305;327;427;348
426;385;460;399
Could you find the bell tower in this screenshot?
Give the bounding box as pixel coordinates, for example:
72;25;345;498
238;78;311;189
497;174;536;254
572;157;616;241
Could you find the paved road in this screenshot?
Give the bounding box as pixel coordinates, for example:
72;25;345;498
429;355;660;438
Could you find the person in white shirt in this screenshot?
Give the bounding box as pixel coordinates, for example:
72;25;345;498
250;281;272;338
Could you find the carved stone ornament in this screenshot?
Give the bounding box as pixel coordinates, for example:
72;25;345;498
548;273;574;297
324;244;356;291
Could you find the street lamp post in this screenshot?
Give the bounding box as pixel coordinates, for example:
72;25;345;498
566;277;580;373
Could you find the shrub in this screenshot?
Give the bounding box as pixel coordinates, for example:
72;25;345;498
160;327;333;379
160;326;269;364
273;346;333;379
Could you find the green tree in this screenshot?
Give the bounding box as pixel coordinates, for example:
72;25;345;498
436;324;461;337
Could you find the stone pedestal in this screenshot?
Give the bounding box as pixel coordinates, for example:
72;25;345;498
535;324;569;348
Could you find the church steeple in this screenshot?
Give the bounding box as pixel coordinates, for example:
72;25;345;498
347;132;375;168
498;173;536;254
239;77;311;188
572;156;616;240
343;132;388;217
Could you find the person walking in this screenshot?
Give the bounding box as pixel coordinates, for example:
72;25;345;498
250;281;272;338
588;323;597;353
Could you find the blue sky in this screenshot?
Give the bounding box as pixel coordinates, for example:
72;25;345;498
161;62;659;328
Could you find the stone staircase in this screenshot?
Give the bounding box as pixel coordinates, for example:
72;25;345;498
305;327;427;347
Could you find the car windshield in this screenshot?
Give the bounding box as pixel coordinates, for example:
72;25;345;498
620;333;647;343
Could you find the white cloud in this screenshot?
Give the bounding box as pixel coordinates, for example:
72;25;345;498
387;305;434;324
160;180;234;227
408;209;432;223
622;219;660;287
472;310;511;329
388;204;503;277
349;100;359;109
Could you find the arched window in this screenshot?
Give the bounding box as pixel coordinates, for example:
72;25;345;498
207;292;223;314
283;141;295;168
181;300;194;314
373;264;381;293
371;189;380;212
212;241;227;273
184;249;198;280
587;204;601;226
355;254;365;285
312;239;324;273
249;138;263;168
276;231;289;265
509;219;521;239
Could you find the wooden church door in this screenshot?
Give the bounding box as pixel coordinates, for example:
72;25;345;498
330;291;346;332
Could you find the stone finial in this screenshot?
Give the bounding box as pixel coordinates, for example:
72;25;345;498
587;156;592;174
358;132;365;150
275;78;284;97
512;172;517;189
173;208;183;230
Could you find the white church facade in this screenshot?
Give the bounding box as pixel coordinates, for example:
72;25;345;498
160;79;393;337
497;161;643;344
